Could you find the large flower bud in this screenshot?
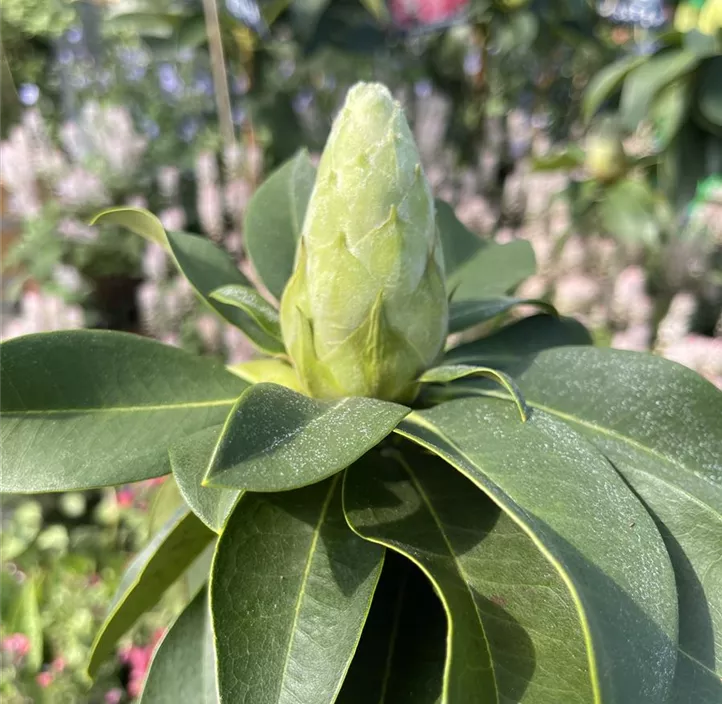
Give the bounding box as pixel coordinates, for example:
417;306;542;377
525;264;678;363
280;82;448;402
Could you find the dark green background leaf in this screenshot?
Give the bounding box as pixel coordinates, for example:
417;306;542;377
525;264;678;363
244;150;316;301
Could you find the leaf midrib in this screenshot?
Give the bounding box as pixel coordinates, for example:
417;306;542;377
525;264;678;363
276;475;340;701
404;462;500;704
396;412;602;704
1;399;238;416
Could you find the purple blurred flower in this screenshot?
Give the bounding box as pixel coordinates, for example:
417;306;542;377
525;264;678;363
18;84;39;106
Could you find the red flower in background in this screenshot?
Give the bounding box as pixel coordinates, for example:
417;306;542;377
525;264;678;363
390;0;470;27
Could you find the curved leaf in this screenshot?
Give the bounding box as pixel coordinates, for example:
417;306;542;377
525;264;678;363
396;398;679;704
88;506;215;677
244;150;316;300
419;364;528;421
583;55;646;122
449;297;556;334
92;208;285;355
203;383;409;492
140;589;218;703
598;178;660;246
620;50;699;131
345;445;601;703
169;426;241;533
0;331;248;493
210;284;281;339
336;552;446;704
435;199;483;279
451;240;536;302
445;314;592;368
469;346;722;702
210;476;384;704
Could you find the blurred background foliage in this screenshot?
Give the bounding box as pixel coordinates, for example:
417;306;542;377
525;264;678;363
1;0;721;701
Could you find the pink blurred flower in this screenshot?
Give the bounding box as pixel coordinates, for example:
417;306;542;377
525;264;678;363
119;631;165;698
116;487;135;508
51;656;66;673
105;689;123;704
36;671;54;688
390;0;469;26
2;633;30;659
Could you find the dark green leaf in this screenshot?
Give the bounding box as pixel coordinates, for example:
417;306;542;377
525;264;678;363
698;57;722;128
140;589;217;703
169;425;241;533
0;331;248;493
660;122;711;209
336;553;446;704
92;208;285;355
450;241;536;302
210;284;281;340
620;50;699;131
204;383;409;492
471;346;722;702
445;314;592;367
397;398;679;703
448;297;556;334
583;55;646;122
88;506;215;677
210;476;384;704
435;199;483;279
244;150;316;300
345;444;608;702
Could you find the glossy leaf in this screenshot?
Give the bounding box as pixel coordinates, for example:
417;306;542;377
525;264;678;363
336;552;446;704
88;506;215;677
204;383;409;492
92;208;285;355
450;240;536;302
620;50;699;131
582;55;646;122
0;331;248;493
448;297;556;334
397;398;679;704
244;150;316;300
210;284;282;340
445;314;592;367
140;589;218;704
435;199;482;279
345;445;609;703
169;425;241;533
467;346;722;702
419;364;528;421
210;476;384;704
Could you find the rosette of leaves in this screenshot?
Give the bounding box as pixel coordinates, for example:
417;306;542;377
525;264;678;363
1;83;721;704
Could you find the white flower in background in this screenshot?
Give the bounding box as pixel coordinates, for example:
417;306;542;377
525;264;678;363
1;290;84;340
58;218;97;243
656;292;697;350
141;243;169;283
158;207;186;233
56;167;108;208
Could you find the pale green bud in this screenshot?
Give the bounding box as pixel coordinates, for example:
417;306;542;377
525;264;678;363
280;82;448;402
